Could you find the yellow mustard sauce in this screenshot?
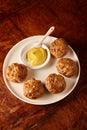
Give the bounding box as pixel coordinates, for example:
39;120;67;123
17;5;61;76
26;47;47;66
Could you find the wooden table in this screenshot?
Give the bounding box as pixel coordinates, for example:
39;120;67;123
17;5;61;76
0;0;87;130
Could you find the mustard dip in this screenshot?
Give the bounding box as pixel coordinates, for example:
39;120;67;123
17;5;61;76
26;47;47;66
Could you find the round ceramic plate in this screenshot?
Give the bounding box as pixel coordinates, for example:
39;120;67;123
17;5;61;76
3;36;80;105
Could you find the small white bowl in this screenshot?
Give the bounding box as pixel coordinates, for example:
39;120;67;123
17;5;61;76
20;44;51;69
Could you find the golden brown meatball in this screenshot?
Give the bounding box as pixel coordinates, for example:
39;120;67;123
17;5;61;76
56;58;78;77
5;63;27;83
23;78;45;99
45;74;66;94
50;38;68;58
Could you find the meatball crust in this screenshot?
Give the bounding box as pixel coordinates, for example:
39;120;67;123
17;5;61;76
50;38;68;58
5;63;27;83
56;58;78;77
45;74;66;94
23;78;45;99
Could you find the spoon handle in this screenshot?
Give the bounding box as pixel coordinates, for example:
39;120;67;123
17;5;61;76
40;26;55;45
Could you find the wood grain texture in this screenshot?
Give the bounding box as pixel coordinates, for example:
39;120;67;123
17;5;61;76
0;0;87;130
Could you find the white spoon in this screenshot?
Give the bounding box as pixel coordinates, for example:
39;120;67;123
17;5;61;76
36;26;55;47
20;26;55;69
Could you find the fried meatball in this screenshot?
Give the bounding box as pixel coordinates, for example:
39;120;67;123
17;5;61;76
5;63;27;83
23;78;45;99
45;74;66;94
56;58;78;77
50;38;68;58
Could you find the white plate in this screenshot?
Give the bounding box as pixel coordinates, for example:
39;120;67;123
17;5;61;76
3;36;80;105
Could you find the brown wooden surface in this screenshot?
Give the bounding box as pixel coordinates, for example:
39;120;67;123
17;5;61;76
0;0;87;130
